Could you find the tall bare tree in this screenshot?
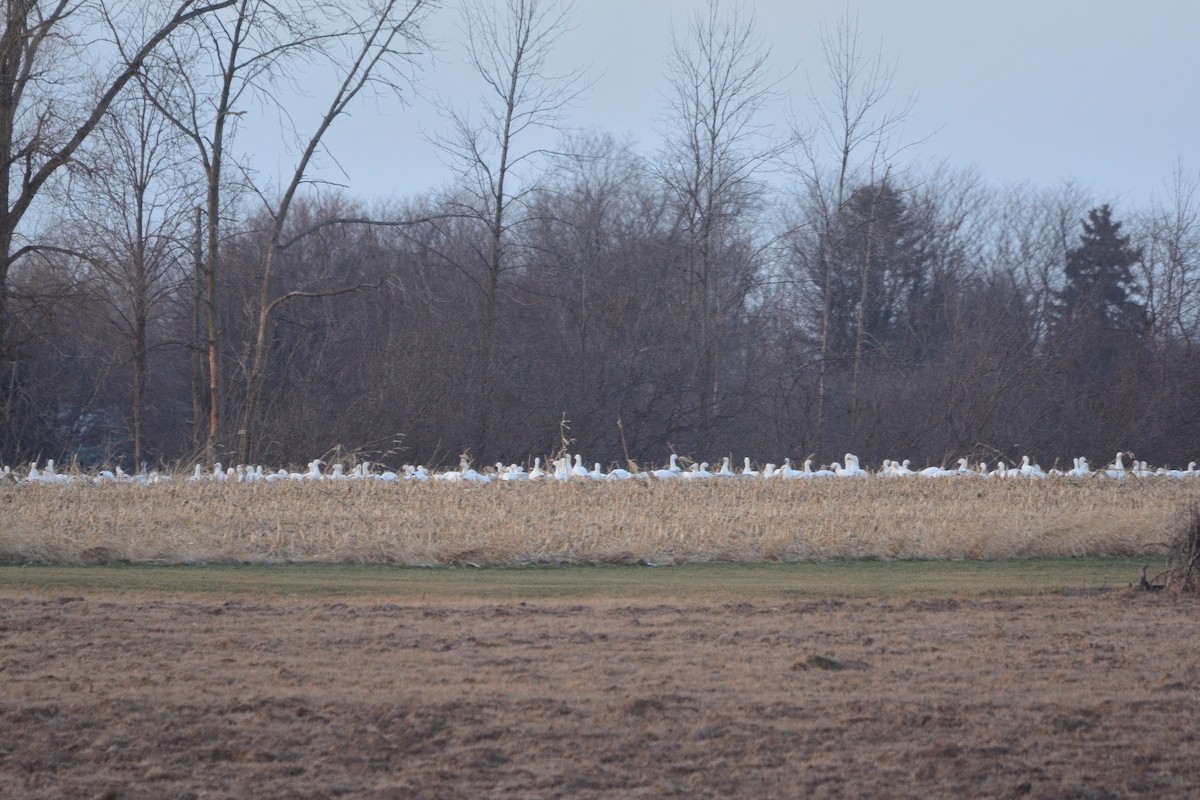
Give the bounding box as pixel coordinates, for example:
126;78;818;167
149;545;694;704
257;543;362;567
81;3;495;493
234;0;436;464
787;10;910;454
63;80;196;467
141;0;323;465
658;0;781;442
432;0;586;448
0;0;233;459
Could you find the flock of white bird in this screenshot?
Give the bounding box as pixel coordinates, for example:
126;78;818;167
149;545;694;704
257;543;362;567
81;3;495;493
4;451;1198;485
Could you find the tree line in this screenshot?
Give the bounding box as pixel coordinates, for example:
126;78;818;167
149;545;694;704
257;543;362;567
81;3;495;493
2;0;1198;471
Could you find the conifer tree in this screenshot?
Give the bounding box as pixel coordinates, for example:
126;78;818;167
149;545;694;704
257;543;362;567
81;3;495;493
1052;204;1146;334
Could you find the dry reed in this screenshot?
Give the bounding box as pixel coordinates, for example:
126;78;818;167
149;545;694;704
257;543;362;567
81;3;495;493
0;478;1193;566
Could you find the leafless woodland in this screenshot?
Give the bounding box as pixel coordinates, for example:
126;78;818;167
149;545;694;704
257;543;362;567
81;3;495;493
2;0;1198;472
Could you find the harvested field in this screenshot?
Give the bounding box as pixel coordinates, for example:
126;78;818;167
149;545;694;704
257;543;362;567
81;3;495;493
2;586;1198;799
2;478;1195;564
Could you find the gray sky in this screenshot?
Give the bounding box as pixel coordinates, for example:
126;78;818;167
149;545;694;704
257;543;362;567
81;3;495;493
253;0;1200;212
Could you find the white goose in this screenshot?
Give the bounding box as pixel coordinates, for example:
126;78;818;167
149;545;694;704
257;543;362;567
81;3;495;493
1019;456;1046;478
571;454;590;479
1104;452;1127;479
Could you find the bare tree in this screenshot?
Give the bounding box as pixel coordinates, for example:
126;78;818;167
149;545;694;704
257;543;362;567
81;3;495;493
61;80;197;466
431;0;586;448
234;0;436;464
658;0;781;442
0;0;233;459
786;10;910;455
140;0;326;465
1139;165;1200;345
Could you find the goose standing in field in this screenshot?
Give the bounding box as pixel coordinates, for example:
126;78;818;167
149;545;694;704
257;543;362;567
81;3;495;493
528;458;546;480
1104;452;1127;479
571;454;590;479
779;458;803;480
550;456;570;481
812;461;837;478
606;464;633;481
718;457;736;478
1019;456;1046;478
740;457;760;478
650;454;682;480
1166;461;1197;479
837;454;867;477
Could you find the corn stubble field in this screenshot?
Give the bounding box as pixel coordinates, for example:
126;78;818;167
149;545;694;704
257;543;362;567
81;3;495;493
4;479;1200;799
1;477;1193;565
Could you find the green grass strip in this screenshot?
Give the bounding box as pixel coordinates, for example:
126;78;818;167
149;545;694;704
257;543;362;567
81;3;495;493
0;557;1160;600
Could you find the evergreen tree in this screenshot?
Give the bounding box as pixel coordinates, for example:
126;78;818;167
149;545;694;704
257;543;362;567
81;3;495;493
824;181;932;353
1052;204;1146;334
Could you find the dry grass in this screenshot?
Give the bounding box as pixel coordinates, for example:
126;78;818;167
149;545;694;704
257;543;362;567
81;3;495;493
2;478;1194;565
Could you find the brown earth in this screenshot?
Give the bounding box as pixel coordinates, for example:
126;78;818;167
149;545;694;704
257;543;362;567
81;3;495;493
2;590;1198;799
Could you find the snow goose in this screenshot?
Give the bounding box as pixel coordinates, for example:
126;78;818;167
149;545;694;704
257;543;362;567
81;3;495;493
837;454;867;477
779;458;803;480
1104;452;1126;479
1167;461;1198;479
651;455;682;480
571;454;590;479
740;457;760;478
1019;456;1046;478
606;464;633;481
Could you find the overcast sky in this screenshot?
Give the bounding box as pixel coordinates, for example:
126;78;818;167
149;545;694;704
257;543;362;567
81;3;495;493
251;0;1200;213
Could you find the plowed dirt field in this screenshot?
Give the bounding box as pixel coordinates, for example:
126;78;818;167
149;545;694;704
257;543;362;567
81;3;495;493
2;589;1198;799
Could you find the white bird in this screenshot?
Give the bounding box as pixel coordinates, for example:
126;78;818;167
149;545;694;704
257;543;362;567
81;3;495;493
528;458;546;480
1019;456;1046;478
718;457;735;478
1166;461;1197;479
649;454;683;480
571;454;590;479
837;454;867;477
1104;452;1127;479
606;465;633;481
740;457;760;478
